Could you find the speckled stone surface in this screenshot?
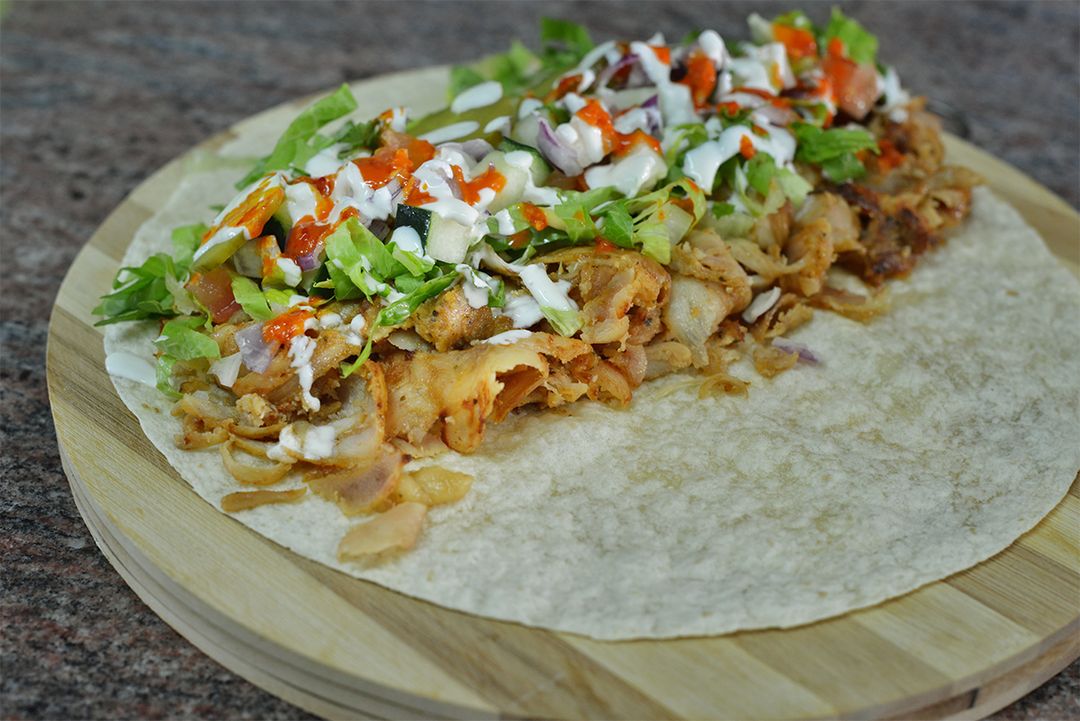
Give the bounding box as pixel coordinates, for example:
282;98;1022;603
2;1;1077;718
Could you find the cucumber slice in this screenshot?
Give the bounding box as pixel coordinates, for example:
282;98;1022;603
395;203;471;263
394;204;433;244
190;226;248;273
498;138;552;184
480;151;528;213
425;214;472;264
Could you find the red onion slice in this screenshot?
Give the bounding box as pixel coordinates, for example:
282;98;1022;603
537;118;585;176
236;323;280;374
641;94;664;135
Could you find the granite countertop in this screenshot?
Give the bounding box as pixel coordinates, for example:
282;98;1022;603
2;1;1077;718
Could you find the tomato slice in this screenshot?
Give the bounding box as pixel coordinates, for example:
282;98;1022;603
186;267;241;324
822;55;879;120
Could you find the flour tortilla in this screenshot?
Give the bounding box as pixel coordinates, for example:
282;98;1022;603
104;156;1080;641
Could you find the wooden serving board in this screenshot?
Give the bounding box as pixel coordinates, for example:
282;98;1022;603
47;66;1080;720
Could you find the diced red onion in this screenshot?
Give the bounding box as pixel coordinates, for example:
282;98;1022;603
236;323;279;374
641;95;664;135
772;338;820;365
537;118;584;176
295;251;321;271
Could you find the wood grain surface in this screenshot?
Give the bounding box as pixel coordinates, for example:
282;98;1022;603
47;67;1080;720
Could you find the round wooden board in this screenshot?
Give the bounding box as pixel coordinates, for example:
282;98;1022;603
47;66;1080;720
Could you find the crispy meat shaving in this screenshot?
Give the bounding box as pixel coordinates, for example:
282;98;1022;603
384;332;594;452
412;286;514;351
220;488;307;513
541;248;670;349
306;447;404;514
219;439;293;485
671;229;753;312
337;502;428;560
395;466;474;506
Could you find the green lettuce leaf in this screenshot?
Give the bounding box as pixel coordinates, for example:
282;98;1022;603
448;39;541;98
449;66;487;97
540;17;594;66
792;122;878;182
820;153;868;182
634;218;673;264
552;198;598;242
155;355;181;400
792;123;877;163
822;8;878;65
229;275;274;321
329;118;381;158
171;223;207;269
236;83;358;188
323;217;404;298
487;276;506;308
541;306;583;336
599;202;634;248
390;244;435;277
154;317;220;361
711;201;736;219
93;253;184;326
745;152;812;206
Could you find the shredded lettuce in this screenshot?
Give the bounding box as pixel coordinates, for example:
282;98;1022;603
540;17;594;67
155;355;181;399
392;274;426;295
391;244;436;277
552;199;599;242
171;223;207;268
93;222;210;326
94;255;181;326
792;123;878;182
263;288;294;309
541;306;583;336
792;124;877;163
598;203;634;248
322;217;405;299
229;275;274;321
745;153;812;206
634;218;673;264
154;317;220;361
486;276;506;308
822;8;878;65
153;316;219;399
711;202;736;219
448;39;541;98
236;84;358;188
449;66;487;98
